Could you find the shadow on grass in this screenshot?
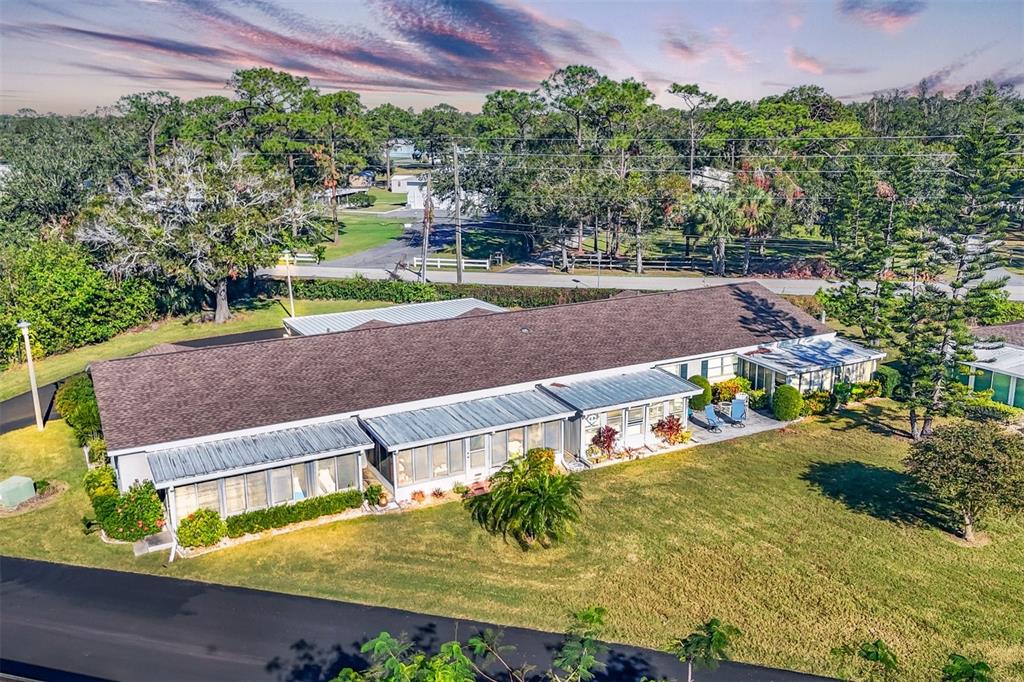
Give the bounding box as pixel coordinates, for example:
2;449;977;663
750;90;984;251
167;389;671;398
801;460;954;532
819;402;913;439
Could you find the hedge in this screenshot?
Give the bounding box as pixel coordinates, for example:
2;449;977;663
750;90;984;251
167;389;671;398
258;276;623;309
54;374;101;445
873;366;900;398
177;508;227;548
225;489;364;538
688;375;713;410
83;466;165;541
773;384;803;421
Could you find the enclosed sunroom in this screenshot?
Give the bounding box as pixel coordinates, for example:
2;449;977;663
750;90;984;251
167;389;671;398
738;336;885;396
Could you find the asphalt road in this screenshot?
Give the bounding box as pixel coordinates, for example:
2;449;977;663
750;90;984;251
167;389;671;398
0;557;831;682
0;329;286;436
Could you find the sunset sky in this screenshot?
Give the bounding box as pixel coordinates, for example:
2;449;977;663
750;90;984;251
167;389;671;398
1;0;1021;114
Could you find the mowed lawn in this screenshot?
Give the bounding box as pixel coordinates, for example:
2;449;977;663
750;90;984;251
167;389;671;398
1;404;1022;680
0;298;391;401
319;213;407;261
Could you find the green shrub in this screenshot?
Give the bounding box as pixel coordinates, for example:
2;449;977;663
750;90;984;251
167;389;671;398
852;380;882;400
688;376;713;410
55;374;101;445
102;481;165;542
964;391;1024;424
363;484;384;506
712;377;751;403
773;385;803;421
34;479;51;495
801;390;835;416
257;276;621;309
833;381;853;406
176;508;227;548
873;366;900;398
225;489;364;538
344;192;376;208
86;437;108;464
747;388;769;409
83;465;117;499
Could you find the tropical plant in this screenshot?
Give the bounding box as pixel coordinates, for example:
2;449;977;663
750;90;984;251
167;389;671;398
692;192;739;276
363;484;384;507
905;420;1024;542
832;639;900;681
551;607;608;682
712;377;751;403
465;456;583;549
590;426;618;455
652;414;692;445
176;508;226;548
669;618;742;682
941;653;993;681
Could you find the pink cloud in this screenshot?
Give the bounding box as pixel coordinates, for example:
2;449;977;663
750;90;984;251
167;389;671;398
837;0;926;34
786;47;825;74
661;26;751;70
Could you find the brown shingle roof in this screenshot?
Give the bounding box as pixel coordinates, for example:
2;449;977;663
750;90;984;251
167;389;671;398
134;343;191;357
973;321;1024;346
92;282;829;451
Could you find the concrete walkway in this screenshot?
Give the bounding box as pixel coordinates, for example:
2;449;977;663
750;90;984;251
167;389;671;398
0;556;832;682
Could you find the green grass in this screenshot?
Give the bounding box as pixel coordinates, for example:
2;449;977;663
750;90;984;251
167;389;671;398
0;298;391;402
318;213;407;261
433;229;531;265
2;403;1021;680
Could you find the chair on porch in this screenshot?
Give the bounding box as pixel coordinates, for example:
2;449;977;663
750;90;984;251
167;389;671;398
729;397;747;428
703;404;724;433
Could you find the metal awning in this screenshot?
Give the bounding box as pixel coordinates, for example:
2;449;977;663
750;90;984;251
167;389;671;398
967;342;1024;379
742;337;885;376
147;417;372;487
362;389;575;451
540;369;702;412
284;298;504;336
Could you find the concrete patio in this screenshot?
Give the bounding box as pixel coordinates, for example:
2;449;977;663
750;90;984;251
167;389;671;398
687;406;787;446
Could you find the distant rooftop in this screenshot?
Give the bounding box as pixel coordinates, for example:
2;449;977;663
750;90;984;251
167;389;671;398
968;342;1024;379
283;298;505;336
973;321;1024;347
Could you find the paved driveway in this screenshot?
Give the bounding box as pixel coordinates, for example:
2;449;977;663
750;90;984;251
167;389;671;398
0;557;831;682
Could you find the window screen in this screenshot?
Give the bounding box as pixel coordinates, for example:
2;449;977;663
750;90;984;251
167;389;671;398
224;476;246;515
469;436;487;468
448;439;465;473
270;467;291;504
543;421;561;450
175;484;198;520
337;454;358;489
491;431;508;465
291;463;309;500
316;459;337;495
246;472;268;509
396;451;413;486
413;447;430;482
431;443;449;478
527;423;544;450
196;480;220;512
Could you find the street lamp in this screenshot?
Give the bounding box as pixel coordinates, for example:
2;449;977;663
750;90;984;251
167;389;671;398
16;321;43;431
282;251;296;318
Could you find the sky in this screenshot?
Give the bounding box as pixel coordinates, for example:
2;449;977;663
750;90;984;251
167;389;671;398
0;0;1021;114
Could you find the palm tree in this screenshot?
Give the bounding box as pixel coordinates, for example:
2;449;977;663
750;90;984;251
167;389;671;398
691;192;739;276
466;456;583;548
669;618;741;682
941;654;993;682
735;183;773;275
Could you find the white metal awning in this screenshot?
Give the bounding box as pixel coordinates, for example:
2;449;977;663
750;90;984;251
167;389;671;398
742;337;885;376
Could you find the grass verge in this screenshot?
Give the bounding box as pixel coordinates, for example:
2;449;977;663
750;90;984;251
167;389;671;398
1;403;1021;680
319;213;407;261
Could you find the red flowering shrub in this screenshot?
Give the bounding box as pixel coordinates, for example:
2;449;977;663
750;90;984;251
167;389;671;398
590;426;619;455
103;481;165;542
651;415;692;445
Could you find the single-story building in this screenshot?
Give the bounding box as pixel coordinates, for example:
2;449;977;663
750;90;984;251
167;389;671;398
389;174;417;193
90;283;883;531
963;321;1024;408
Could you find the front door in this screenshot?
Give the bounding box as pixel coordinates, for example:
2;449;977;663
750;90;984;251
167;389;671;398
623;405;647;448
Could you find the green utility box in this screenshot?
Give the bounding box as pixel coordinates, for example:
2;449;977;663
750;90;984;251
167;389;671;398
0;475;35;508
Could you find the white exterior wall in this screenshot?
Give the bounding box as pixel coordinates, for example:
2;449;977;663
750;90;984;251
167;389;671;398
115;452;154;493
389;175;415;193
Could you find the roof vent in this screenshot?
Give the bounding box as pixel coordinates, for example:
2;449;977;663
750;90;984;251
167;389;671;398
520;327;530;333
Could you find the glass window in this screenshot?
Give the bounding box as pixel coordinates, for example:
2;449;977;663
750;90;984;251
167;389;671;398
1014;381;1024;409
270;467;292;505
650;402;665;422
700;359;709;378
507;427;525;458
543;421;561;450
627;406;644;435
669;398;684;417
527;423;544;450
396;450;413;486
469;435;487;469
431;442;449;478
316;459;338;495
196;480;220;512
175;484;198;520
605;410;623;434
246;472;268;510
413;446;430;482
291;463;309;501
448;439;465;473
491;431;508;465
992;372;1012;404
224;476;246;515
337;454;358;489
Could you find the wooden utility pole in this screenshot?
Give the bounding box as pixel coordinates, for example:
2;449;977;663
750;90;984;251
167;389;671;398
453;143;464;284
420;173;432;282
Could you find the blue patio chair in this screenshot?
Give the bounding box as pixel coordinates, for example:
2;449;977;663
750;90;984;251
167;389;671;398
729;397;747;428
703;404;724;433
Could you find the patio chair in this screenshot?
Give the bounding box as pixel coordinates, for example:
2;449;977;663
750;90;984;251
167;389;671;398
703;404;724;433
729;397;747;428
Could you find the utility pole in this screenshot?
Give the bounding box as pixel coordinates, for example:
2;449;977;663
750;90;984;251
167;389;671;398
282;251;296;318
453;143;464;284
420;173;432;283
16;321;43;431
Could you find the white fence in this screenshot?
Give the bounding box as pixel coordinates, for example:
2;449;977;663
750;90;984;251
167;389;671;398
413;254;498;270
280;252;319;265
